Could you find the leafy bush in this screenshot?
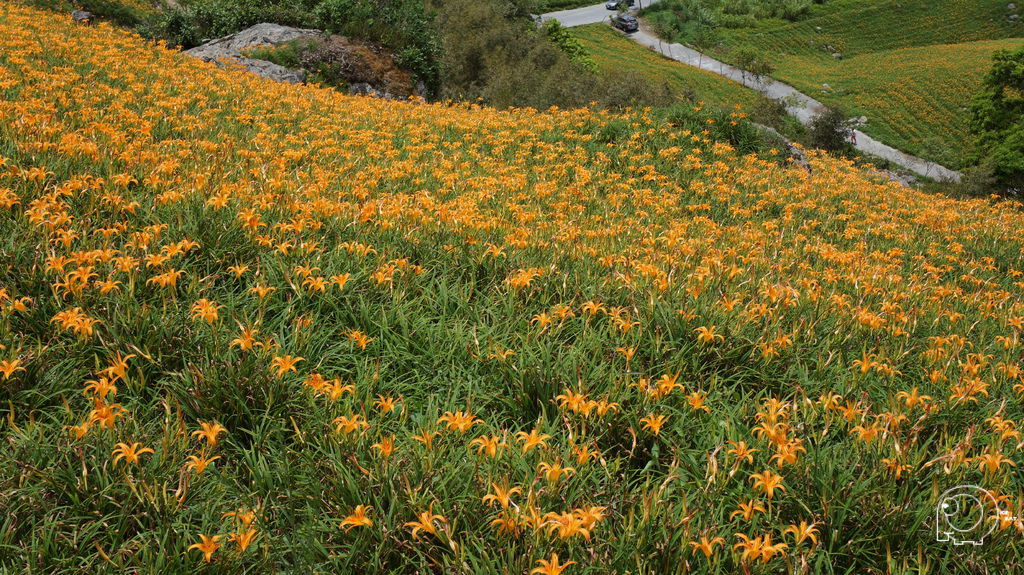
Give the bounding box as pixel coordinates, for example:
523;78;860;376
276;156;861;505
543;20;598;72
721;0;750;16
777;0;812;21
970;45;1024;194
437;0;674;110
322;0;440;92
23;0;150;27
595;70;676;109
730;46;774;84
86;0;149;27
807;106;852;153
245;41;306;69
749;93;785;122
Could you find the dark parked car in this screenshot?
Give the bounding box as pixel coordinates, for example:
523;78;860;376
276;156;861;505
613;14;639;32
605;0;635;9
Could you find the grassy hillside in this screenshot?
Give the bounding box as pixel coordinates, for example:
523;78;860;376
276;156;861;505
643;0;1024;167
574;24;762;112
710;0;1024;168
720;0;1021;57
765;38;1024;169
3;3;1024;574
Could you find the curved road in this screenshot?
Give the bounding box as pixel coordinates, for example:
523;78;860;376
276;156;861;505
540;0;662;28
540;4;962;183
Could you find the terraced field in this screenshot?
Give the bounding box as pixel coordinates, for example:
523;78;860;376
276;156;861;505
574;24;762;112
721;0;1020;58
766;38;1024;168
714;0;1024;168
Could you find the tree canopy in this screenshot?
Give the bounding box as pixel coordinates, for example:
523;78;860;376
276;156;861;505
970;46;1024;193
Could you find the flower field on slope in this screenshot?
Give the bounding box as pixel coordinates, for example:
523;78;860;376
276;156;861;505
720;0;1020;59
1;3;1024;574
713;0;1024;169
572;24;762;114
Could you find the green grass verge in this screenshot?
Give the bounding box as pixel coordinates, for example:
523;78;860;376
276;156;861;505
574;23;761;112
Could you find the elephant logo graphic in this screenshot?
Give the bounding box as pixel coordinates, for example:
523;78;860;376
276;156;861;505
936;485;999;545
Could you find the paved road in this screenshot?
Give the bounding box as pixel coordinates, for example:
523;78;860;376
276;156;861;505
542;6;962;183
539;0;662;28
539;4;614;27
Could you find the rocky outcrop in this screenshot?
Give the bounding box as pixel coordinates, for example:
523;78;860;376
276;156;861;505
184;23;425;99
298;35;426;100
71;10;92;24
185;23;326;84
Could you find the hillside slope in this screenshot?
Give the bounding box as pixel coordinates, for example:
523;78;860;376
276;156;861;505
1;3;1024;573
574;24;762;112
715;0;1024;167
722;0;1021;57
766;38;1024;169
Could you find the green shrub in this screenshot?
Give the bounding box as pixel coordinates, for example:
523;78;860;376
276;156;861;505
23;0;150;27
807;106;852;153
596;70;676;109
730;46;773;85
778;0;812;21
543;20;598;72
970;45;1024;194
437;0;673;110
151;0;314;48
749;94;787;126
245;41;305;69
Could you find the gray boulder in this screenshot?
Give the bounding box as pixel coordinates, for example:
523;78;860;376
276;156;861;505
346;81;427;101
868;169;917;188
347;82;391;99
185;23;326;84
71;10;92;24
245;60;307;84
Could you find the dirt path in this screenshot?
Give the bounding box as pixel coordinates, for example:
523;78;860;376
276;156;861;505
541;7;963;183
